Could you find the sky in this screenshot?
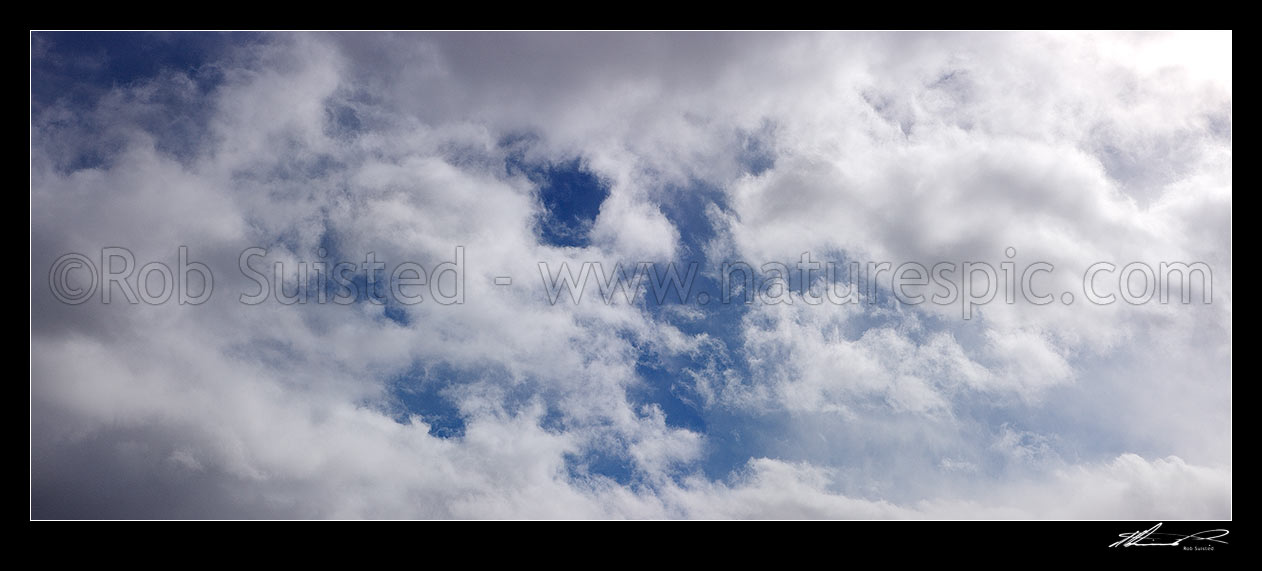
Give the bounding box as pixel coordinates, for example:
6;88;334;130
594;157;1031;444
30;31;1231;519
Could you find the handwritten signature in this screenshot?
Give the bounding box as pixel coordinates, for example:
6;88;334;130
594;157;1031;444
1109;523;1229;548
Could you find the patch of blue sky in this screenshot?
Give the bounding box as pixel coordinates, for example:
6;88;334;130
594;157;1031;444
564;448;636;487
323;101;363;140
736;122;777;176
32;33;263;171
386;362;468;439
251;225;413;313
531;160;611;248
33;32;258;89
32;32;254;101
948;351;1165;468
499;136;612;249
621;179;764;478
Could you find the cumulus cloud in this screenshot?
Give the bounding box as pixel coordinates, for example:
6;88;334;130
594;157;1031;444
30;31;1230;518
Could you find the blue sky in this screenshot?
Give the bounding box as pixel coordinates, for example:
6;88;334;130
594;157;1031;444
30;31;1231;518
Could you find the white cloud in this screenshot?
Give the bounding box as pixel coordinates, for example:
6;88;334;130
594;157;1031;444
31;31;1230;519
